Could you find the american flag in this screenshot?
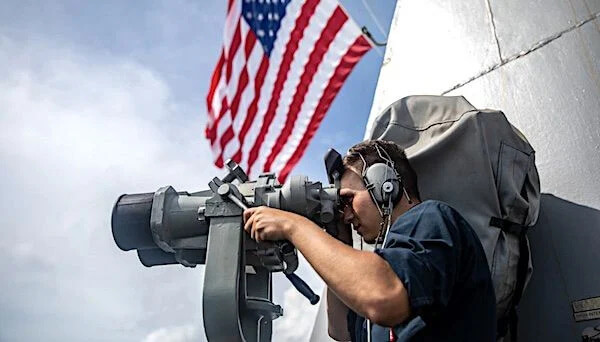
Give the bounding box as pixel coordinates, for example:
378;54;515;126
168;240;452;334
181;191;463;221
206;0;372;182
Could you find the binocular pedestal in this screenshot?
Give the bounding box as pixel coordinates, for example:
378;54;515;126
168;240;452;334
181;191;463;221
203;199;282;342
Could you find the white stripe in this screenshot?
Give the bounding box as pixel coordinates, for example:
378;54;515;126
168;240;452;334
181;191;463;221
224;1;241;57
241;0;305;178
222;33;263;164
211;113;232;165
208;3;240;139
271;17;360;172
211;20;251;158
209;68;227;125
248;0;337;177
227;24;248;105
209;73;227;145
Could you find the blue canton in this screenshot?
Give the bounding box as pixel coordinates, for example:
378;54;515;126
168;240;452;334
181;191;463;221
242;0;292;56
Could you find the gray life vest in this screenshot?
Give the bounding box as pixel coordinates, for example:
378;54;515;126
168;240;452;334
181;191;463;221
366;95;541;331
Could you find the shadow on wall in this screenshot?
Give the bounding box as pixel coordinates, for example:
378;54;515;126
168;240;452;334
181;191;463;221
519;194;600;341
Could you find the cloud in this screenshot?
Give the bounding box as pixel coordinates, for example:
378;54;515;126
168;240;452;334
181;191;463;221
272;285;321;342
0;34;215;342
0;31;328;342
143;325;200;342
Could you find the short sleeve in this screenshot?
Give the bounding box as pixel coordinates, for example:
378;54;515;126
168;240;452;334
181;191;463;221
375;202;461;315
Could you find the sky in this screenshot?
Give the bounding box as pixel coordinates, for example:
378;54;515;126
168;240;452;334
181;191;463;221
0;1;395;341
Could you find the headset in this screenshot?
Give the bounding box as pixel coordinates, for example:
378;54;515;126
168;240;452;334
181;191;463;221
353;141;410;219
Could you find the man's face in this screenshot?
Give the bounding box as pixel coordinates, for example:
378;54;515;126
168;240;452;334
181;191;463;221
339;167;382;244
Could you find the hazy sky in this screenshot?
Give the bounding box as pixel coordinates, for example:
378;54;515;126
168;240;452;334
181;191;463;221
0;1;394;341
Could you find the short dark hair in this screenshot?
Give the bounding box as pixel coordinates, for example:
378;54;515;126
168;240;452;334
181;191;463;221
343;140;420;201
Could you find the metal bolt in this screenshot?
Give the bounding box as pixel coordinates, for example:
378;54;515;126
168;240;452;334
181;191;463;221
217;183;231;196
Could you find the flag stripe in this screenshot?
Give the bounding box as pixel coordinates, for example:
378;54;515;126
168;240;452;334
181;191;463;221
206;49;225;123
213;98;230;167
209;71;227;129
209;21;253;150
227;35;254;123
207;3;241;136
232;55;269;168
226;23;242;83
224;2;241;56
270;16;359;173
239;0;305;176
214;24;259;162
246;0;320;175
222;38;264;163
262;6;347;172
209;96;229;144
279;35;371;181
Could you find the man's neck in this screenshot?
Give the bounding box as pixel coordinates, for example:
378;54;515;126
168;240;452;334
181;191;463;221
391;197;421;223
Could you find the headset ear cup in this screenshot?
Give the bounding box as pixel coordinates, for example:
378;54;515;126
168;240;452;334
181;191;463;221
383;179;401;205
364;163;400;208
381;181;392;203
392;179;402;204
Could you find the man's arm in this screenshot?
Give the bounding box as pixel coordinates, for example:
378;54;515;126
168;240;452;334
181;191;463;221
327;287;351;341
288;223;410;326
243;207;411;326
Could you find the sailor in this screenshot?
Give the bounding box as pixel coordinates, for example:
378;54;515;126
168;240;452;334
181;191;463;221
243;140;496;341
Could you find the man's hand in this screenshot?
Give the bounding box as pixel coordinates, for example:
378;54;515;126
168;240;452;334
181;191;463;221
243;206;315;242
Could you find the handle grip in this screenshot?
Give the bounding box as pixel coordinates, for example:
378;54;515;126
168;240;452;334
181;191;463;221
285;273;320;305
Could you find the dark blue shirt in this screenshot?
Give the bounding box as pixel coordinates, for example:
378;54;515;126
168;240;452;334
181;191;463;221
348;200;496;341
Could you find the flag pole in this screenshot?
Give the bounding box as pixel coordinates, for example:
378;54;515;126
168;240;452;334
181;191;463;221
336;2;386;56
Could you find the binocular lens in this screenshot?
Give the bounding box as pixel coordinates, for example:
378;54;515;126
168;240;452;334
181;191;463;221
112;193;156;251
137;248;177;267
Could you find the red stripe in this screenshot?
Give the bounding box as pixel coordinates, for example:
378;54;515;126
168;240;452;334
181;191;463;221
226;22;242;83
228;69;249;122
224;29;256;128
207;97;230;143
279;35;371;182
227;0;235;13
213;99;230;168
209;27;255;152
246;0;320;174
262;7;347;172
232;56;269;164
244;30;256;58
217;125;234;167
214;30;258;163
206;49;225;121
217;68;248;152
223;30;256;127
206;24;241;141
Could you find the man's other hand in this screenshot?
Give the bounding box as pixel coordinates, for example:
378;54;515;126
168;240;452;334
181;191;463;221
243;206;314;242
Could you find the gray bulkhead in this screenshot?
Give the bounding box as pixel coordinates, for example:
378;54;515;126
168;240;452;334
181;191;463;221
310;0;599;340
